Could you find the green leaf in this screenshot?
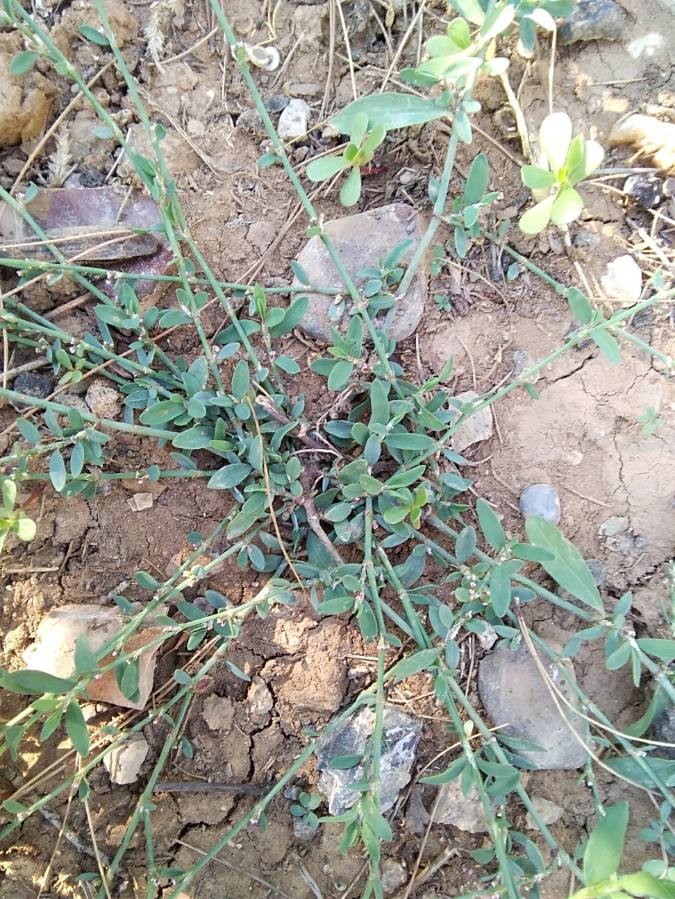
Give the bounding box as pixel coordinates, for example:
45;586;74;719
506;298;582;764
65;701;90;757
539;112;572;173
606;641;631;670
9;51;39;76
583;801;629;886
521;165;556;190
384;432;434;451
455;525;476;562
382;505;410;525
49;450;67;493
525;517;603;612
207;463;252;489
464;153;489;205
392;648;441;683
357;601;378;641
386;465;426;488
74;635;97;675
476;498;506;550
172;426;213;450
1;669;75;695
369;379;390;426
140;400;184;426
421;756;467;784
550;187;583;226
519;195;555;234
331;93;448;133
479;2;515;41
616;872;675;899
14;516;36;542
636;638;675;662
329;753;362;770
448;0;485;25
327;360;353;391
306;155;348;182
489;564;512;617
591;329;621;364
340;166;362;207
16;419;40;444
269;295;309;337
79;24;110;46
567;287;593;324
274;355;300;374
231;359;250;400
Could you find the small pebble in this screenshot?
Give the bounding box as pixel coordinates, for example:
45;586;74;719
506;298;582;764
127;493;153;512
600;255;642;306
278;98;310;140
293;817;317;841
13;371;54;399
381;859;407;895
623;174;663;210
85;380;122;419
559;0;628;44
236;107;265;137
265;94;289;114
519;484;561;524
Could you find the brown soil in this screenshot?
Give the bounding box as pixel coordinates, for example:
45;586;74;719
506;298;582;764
0;0;674;896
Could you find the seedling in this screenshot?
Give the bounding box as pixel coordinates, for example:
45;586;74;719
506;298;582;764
519;112;604;234
0;477;36;553
306;113;387;207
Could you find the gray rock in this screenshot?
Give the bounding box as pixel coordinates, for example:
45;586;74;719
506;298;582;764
650;703;675;760
13;371;54;399
478;645;588;770
519;484;561;525
293;816;318;840
624;174;663;210
585;558;607;588
294;203;426;343
404;785;430;834
525;796;564;830
573;230;600;251
450;390;494;453
316;705;421;815
265;94;289;115
559;0;628;43
236;107;265;137
103;734;149;784
381;859;407;895
278;98;310;140
434;779;489;832
513;350;540;384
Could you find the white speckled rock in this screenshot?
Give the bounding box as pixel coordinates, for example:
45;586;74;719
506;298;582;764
278;98;310;140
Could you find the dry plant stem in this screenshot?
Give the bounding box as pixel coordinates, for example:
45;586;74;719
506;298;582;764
499;71;532;161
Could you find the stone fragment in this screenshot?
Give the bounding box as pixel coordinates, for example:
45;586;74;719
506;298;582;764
404;785;430;834
381;859;407;895
12;371;53;399
247;220;277;253
278;98;310;140
247;675;274;718
450;391;493;453
293;817;317;840
104;734;149;784
525;796;564;830
127;493;153;512
265;95;289;114
235;107;265;137
558;0;628;44
433;779;489;833
316;705;421;814
23;605;165;710
295;203;426;342
0;33;55;148
624;174;663;210
600;255;643;306
650;703;675;760
201;695;235;732
85;380;122;420
519;484;561;525
512;350;540;384
478;645;588;770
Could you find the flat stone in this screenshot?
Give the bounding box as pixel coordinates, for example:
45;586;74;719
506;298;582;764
559;0;628;43
86;380;122;420
295;203;426;343
278;98;310;140
478;645;588;770
127;493;153;512
525;796;564;830
433;779;489;833
450;391;494;453
23;605;165;710
103;734;149;784
519;484;561;525
316;705;421;814
12;371;54;399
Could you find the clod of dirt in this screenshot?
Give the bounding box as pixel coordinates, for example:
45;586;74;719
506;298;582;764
295;203;427;342
23;605;164;709
127;492;153;512
525;796;565;830
558;0;628;44
0;33;55;148
85;380;122;419
51;0;138;56
450;390;493;454
278;98;310;140
103;733;149;784
600;254;643;306
293;3;328;48
201;694;235;731
610;114;675;174
478;645;588;770
247;675;273;719
519;484;561;524
316;705;421;814
12;371;53;399
432;779;489;833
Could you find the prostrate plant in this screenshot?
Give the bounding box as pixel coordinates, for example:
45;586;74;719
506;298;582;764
519;111;605;234
0;477;36;553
